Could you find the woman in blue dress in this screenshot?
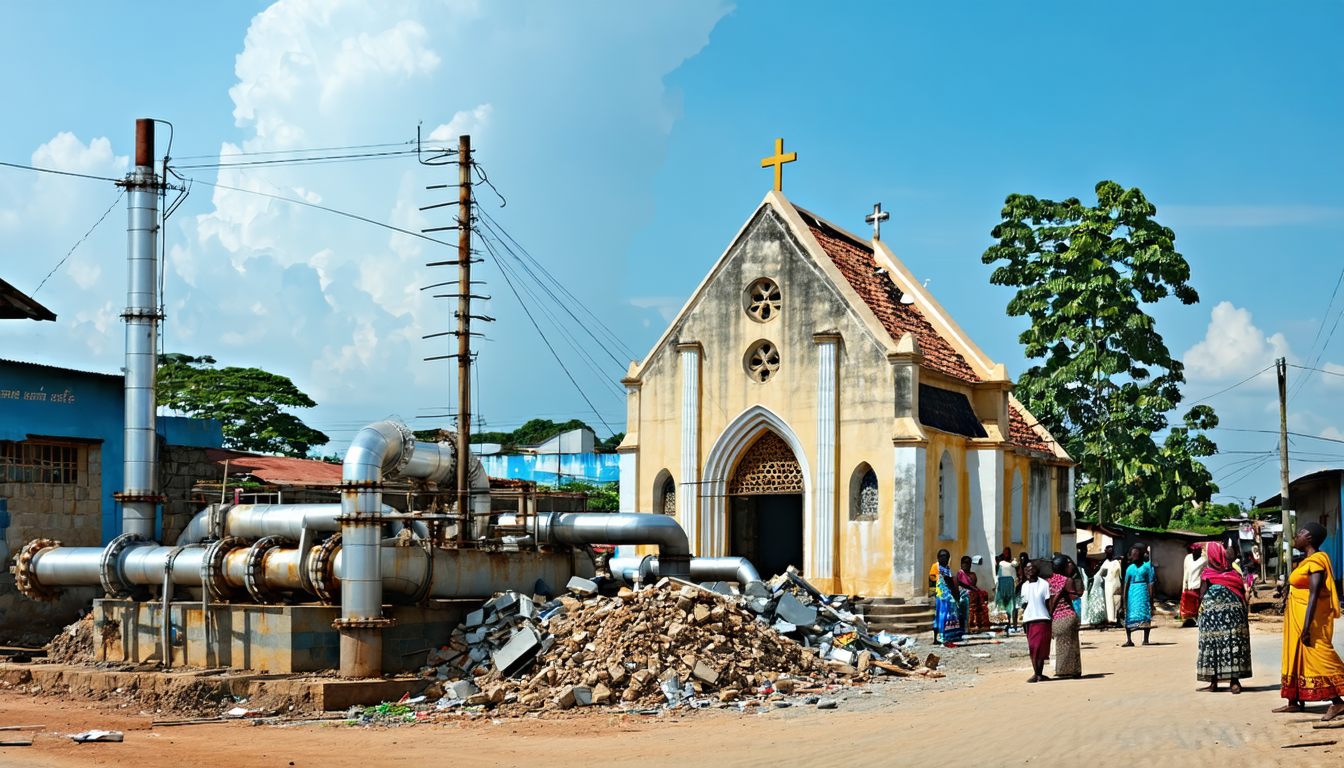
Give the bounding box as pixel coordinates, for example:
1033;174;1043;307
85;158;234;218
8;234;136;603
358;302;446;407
928;549;963;645
1119;544;1156;647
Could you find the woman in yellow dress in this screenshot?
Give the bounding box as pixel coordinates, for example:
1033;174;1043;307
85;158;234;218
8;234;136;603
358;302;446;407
1275;523;1344;721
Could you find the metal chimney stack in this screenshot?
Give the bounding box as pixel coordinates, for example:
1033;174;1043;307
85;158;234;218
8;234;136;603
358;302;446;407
118;119;162;539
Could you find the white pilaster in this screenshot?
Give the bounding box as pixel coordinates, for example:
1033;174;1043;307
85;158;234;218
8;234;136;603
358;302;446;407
813;335;839;581
892;445;927;597
618;452;636;513
966;449;1003;587
678;343;701;554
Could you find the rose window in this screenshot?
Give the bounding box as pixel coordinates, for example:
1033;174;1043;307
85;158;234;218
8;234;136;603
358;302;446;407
745;278;782;322
746;341;781;383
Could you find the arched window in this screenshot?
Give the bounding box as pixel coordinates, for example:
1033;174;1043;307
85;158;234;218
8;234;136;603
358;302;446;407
1010;468;1024;544
654;470;676;516
938;451;957;540
849;463;879;521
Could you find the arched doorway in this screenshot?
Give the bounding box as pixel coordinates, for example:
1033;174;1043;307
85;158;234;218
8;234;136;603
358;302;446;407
727;431;805;579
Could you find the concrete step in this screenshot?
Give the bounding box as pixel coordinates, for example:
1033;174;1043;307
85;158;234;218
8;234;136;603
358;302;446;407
859;597;906;607
867;620;935;634
861;604;933;618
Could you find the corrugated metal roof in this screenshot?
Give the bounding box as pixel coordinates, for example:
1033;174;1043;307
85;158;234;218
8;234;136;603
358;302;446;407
205;448;343;486
0;277;56;321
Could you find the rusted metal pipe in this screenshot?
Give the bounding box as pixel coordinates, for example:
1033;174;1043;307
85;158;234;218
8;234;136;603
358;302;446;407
495;511;693;578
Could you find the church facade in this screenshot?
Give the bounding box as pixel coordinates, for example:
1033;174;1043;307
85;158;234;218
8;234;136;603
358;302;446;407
617;191;1074;597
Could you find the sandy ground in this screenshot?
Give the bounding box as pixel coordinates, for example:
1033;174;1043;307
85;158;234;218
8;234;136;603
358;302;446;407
1;616;1341;768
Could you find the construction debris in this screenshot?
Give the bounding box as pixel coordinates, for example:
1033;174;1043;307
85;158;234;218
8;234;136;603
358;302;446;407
413;567;935;716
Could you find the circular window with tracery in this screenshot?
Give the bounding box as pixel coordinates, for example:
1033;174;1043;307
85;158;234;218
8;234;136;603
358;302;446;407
744;278;782;322
744;340;781;383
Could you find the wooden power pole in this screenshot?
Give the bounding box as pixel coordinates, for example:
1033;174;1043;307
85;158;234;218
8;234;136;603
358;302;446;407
456;135;473;542
1277;356;1292;579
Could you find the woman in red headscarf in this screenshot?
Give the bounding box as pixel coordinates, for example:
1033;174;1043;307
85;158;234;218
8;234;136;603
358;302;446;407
1195;542;1252;693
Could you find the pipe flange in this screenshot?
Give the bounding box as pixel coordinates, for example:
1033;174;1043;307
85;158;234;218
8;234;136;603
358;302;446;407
243;535;291;605
308;533;341;605
332;617;395;629
409;538;435;606
210;503;236;540
14;538;62;602
100;533;149;599
202;536;247;603
388;420;417;476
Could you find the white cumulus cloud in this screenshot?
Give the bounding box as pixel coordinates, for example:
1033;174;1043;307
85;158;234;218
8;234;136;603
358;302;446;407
1183;301;1291;381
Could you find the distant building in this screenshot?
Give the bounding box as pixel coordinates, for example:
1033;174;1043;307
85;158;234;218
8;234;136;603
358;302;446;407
479;428;619;485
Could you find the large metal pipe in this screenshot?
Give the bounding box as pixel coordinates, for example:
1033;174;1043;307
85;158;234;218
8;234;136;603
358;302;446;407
607;555;761;588
496;511;692;578
120;118;162;539
175;503;399;545
336;420;485;677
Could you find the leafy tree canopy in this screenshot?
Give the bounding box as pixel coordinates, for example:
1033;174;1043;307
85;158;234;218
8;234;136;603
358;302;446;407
982;181;1219;528
157;353;330;458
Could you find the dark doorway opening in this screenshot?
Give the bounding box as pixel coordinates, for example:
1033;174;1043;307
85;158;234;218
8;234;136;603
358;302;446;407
729;494;804;580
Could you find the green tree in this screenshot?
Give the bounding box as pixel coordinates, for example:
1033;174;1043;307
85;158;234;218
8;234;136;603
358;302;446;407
157;353;330;457
982;181;1218;528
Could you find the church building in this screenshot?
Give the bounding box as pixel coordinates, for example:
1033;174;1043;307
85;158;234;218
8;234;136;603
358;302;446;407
617;164;1074;598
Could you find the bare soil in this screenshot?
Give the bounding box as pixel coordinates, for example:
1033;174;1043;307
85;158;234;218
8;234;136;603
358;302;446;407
1;617;1340;767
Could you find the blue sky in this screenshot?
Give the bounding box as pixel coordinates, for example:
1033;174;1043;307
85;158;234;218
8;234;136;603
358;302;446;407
1;1;1341;507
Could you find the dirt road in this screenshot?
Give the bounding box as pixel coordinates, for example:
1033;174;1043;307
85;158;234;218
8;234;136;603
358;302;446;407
1;617;1340;767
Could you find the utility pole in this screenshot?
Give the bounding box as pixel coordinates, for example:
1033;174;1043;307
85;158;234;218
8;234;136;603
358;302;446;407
1277;356;1293;581
456;135;472;543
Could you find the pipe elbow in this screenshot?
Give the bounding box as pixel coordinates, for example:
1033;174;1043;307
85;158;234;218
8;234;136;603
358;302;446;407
343;421;414;485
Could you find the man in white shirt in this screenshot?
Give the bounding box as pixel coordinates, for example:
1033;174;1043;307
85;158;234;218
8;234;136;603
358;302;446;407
1020;561;1053;683
1180;543;1207;627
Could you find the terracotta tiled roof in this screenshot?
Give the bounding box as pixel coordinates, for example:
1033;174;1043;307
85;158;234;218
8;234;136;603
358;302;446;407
1009;404;1054;454
205;448;344;486
806;223;980;383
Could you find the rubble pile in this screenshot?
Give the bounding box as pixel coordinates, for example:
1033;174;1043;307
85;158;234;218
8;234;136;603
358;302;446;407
46;614;95;665
424;569;934;714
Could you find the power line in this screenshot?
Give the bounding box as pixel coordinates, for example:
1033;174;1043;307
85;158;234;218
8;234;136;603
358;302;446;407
32;189;124;295
174;148;420;171
1291;363;1344;379
1187;364;1274;405
0;160;121;183
1288;266;1344;404
477;226;616;435
182;175;453;248
1209;427;1344;446
171;139;414;161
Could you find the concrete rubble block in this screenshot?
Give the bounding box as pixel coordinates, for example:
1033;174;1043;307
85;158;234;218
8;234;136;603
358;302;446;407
517;597;538;620
465;628;487;644
692;660;720;685
572;685;593;707
924;652;941;670
445;679;480;699
693;604;711;625
464;609;485;628
772;678;797;694
492;625;543;677
491;592;520;616
567;576;598;596
592;683;612;705
857;650;872;673
774;592;818;626
553;686;578;709
607;664;628;685
827;647;856;666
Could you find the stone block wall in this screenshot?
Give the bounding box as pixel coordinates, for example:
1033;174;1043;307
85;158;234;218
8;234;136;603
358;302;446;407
1;442;102;551
159;444;217;545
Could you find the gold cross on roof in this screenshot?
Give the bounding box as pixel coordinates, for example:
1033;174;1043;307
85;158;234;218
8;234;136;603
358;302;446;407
760;138;797;192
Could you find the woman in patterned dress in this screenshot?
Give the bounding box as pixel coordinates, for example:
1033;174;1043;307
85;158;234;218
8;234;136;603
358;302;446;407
1047;555;1084;678
929;549;963;645
1082;557;1109;627
1195;541;1252;693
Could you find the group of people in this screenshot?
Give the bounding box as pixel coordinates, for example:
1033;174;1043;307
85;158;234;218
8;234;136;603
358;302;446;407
927;524;1344;720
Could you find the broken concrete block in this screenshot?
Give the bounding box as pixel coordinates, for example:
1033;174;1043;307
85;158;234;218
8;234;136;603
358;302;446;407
693;604;711;625
491;592;520;615
607;664;628;685
445;679;480;699
717;689;739;702
464;609;485;628
692;660;720;685
492;625;543;677
774;592;818;626
567;576;598;596
817;698;838;710
857;650;872;673
924;652;941;671
592;683;612;705
772;678;796;694
517;597;537;620
573;685;593;706
465;628;486;644
744;581;771;599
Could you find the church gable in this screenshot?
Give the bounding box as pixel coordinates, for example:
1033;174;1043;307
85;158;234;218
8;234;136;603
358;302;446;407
796;209;980;383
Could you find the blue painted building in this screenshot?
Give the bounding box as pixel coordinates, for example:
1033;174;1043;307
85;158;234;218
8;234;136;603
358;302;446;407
0;359;222;550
